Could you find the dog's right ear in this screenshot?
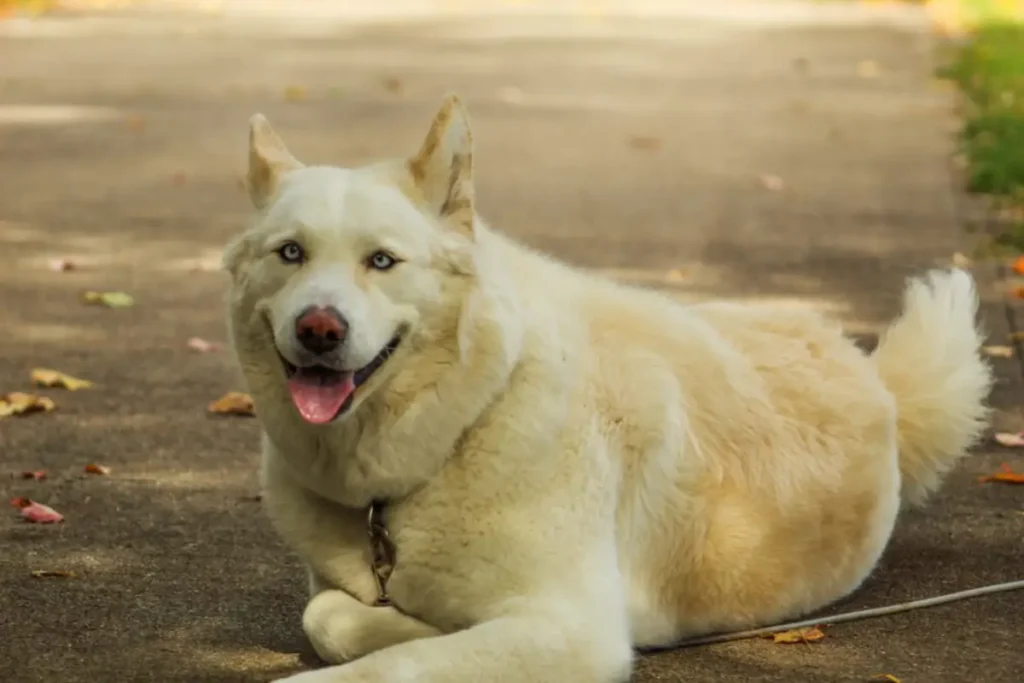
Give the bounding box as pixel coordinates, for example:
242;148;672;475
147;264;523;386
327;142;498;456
247;114;303;210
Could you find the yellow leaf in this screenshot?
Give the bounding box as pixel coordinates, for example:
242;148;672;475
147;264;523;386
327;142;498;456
284;85;308;102
983;345;1014;358
208;391;256;417
83;291;134;308
0;392;56;419
766;626;826;644
870;675;901;683
31;368;93;391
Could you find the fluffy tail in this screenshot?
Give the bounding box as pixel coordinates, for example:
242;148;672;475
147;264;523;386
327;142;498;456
872;268;994;506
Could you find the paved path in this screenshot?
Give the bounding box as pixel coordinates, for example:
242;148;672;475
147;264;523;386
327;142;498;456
1;2;1022;682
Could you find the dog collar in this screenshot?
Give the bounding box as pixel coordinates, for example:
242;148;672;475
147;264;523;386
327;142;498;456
367;500;395;607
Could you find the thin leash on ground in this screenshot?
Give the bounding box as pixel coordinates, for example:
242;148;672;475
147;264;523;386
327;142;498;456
639;579;1024;652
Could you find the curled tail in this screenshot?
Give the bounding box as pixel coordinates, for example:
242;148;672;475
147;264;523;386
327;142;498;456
872;269;994;506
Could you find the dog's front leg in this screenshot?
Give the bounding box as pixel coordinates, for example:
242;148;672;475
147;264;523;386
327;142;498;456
276;605;634;683
303;589;441;665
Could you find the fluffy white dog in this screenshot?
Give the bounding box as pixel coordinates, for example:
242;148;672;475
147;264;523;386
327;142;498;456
221;95;993;683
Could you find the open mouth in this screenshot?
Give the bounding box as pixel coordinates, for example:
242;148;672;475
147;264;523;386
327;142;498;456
279;335;402;425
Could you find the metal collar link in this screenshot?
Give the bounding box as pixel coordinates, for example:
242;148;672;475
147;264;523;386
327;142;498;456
367;500;396;607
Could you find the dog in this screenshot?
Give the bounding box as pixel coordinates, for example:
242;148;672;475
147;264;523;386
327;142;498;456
221;94;993;683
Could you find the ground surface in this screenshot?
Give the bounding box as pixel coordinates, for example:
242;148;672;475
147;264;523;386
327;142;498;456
1;1;1023;682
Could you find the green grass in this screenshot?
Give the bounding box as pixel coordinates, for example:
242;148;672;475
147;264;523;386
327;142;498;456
942;18;1024;249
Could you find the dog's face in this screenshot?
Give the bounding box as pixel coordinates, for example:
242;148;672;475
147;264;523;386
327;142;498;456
223;96;478;425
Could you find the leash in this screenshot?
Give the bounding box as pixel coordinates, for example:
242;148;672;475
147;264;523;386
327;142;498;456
638;579;1024;652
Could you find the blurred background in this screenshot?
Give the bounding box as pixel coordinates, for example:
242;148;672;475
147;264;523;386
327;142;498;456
1;1;1023;682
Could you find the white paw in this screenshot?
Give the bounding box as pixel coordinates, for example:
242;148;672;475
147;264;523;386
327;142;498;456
303;590;365;664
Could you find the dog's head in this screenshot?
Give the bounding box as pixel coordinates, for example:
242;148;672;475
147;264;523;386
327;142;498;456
223;95;478;425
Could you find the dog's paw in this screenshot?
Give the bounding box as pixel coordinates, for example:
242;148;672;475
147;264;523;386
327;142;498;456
303;589;368;665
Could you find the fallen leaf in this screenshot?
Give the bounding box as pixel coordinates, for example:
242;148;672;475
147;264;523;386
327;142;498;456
83;291;134;308
1014;256;1024;276
284;85;308;102
857;59;880;79
951;252;971;268
20;471;47;481
759;174;785;191
497;85;525;105
84;463;111;476
994;432;1024;447
0;392;56;419
765;626;826;644
983;345;1014;358
1011;286;1024;299
31;368;93;391
48;258;75;272
628;135;661;151
13;499;64;524
382;76;404;94
978;463;1024;484
125;114;146;131
187;337;222;353
208;391;256;417
31;569;76;579
870;675;901;683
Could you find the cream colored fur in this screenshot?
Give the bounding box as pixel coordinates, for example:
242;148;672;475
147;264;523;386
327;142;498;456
222;96;994;683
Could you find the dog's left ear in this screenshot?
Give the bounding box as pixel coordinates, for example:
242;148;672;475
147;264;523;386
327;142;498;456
247;114;304;210
407;94;475;236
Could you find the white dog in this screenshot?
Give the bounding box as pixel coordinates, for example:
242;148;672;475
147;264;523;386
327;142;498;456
221;95;993;683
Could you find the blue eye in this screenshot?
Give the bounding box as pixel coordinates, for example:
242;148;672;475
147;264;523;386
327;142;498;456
369;251;397;271
278;241;305;264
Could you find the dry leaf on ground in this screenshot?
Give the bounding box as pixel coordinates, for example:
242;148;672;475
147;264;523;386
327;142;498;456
187;337;222;353
20;471;47;481
983;345;1014;358
628;135;662;151
1014;256;1024;276
870;675;901;683
284;85;308;102
1012;286;1024;299
31;368;93;391
759;174;785;191
857;59;880;78
83;291;134;308
48;258;75;272
665;269;688;283
994;432;1024;447
84;463;111;475
765;626;826;644
0;392;56;419
208;392;256;417
31;569;76;579
10;498;64;524
978;463;1024;484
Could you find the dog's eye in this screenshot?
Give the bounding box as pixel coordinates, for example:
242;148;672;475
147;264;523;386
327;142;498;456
277;241;305;264
368;251;397;271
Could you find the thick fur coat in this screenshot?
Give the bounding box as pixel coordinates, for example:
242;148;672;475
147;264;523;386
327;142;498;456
221;95;993;683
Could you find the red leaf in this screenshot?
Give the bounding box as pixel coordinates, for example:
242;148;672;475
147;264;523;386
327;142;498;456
20;471;47;481
10;497;31;509
84;463;110;475
18;500;64;524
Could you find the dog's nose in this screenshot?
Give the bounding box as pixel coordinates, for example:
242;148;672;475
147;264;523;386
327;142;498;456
295;306;348;355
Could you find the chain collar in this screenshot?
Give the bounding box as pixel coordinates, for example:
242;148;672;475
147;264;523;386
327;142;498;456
367;500;396;607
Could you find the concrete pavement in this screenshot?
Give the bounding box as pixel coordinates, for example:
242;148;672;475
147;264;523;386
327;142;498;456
1;1;1022;681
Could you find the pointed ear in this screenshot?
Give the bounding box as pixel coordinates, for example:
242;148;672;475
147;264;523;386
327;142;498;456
407;94;475;235
246;114;303;210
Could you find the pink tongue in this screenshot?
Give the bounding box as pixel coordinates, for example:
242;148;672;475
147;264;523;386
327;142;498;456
287;373;355;424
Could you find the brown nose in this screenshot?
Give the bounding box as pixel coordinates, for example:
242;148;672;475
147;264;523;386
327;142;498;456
294;306;348;355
